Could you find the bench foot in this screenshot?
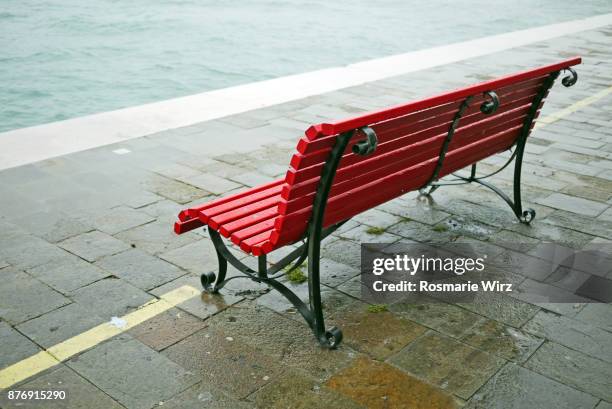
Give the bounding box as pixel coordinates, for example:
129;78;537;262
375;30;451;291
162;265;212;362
200;272;218;292
519;208;536;224
322;326;343;349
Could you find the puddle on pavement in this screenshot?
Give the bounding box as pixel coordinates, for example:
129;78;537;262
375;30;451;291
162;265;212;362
326;356;457;409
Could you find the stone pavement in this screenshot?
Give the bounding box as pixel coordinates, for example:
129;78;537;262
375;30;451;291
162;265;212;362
1;25;612;409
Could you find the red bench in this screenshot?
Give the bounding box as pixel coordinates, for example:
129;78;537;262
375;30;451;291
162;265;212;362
174;57;580;348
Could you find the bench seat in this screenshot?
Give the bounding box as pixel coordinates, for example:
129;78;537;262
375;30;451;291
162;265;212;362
174;179;284;255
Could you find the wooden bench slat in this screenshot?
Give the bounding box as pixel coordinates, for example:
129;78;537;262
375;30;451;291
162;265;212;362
194;182;283;222
230;218;277;245
208;195;280;229
290;80;544;173
182;179;283;221
219;207;278;237
282;94;539;204
296;75;546;156
305;57;580;138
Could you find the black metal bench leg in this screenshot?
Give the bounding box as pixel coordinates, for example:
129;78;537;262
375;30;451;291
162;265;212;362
200;227;229;293
307;239;343;349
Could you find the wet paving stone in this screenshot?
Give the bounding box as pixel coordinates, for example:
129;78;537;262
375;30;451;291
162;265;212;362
163;326;283;399
523;310;612;363
142;173;209;204
115;219;200;254
465;363;599;409
67;335;198;409
27;256;110;294
16;303;105;349
574;303;612;332
95;248;185;290
379;196;452;226
459;319;543;363
58;231;130;262
321;239;362;269
536;193;608;217
352;208;405;228
330;304;426;360
90;206;155;235
389;331;505;399
0;321;41;368
508;220;596;249
326;356;458;409
0;268;70;325
390;300;485;338
387;220;459;244
159;239;220;275
12;210;93;243
128;307;206;351
5;365;124;409
71;277;154;318
525;341;612;401
159;381;254;409
596;401;612;409
150;275;242;320
543;210;612;240
253;368;364;409
206;300;357;380
457;292;540;328
0;236;74;271
319;258;361;287
179;173;241;195
339;224;402;244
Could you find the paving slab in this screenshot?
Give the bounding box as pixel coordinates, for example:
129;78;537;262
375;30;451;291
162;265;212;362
574;303;612;332
0;236;73;271
90;206;155;235
389;331;505;400
389;300;486;338
58;231;130;262
0;268;70;325
159;239;220;275
159;381;254;409
329;303;426;360
466;363;599;409
95;248;185;290
115;219;199;254
3;365;124;409
163;326;283;399
128;307;206;351
71;277;155;318
67;335;198;409
27;256;110;294
536;193;608;217
0;321;41;369
253;368;364;409
16;303;105;349
142;173;209;204
150;275;241;320
11;210;93;243
460;319;544;363
523;310;612;363
179;173;241;195
326;356;458;409
526;341;612;402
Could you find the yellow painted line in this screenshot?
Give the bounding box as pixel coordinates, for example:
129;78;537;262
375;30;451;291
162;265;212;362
536;84;612;128
0;285;200;389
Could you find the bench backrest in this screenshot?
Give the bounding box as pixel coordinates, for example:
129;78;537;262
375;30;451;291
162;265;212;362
269;57;581;248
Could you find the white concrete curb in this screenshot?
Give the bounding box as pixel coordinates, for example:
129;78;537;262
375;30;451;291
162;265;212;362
1;13;612;170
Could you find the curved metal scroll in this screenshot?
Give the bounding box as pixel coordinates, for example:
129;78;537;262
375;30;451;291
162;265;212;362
352;126;378;156
561;67;578;87
480;91;500;114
